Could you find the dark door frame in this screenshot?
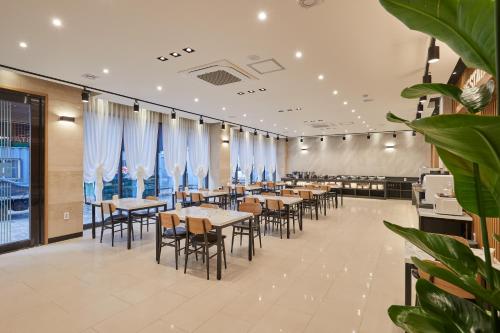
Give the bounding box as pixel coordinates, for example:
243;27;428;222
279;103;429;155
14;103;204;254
0;87;45;254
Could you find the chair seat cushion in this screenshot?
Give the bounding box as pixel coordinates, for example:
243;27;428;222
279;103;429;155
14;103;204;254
131;209;155;217
233;221;259;229
163;226;186;237
104;214;128;223
191;233;226;243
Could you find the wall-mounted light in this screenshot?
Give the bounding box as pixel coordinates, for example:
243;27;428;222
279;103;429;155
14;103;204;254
385;144;396;149
133;100;139;112
59;116;76;122
222;139;230;144
81;88;90;103
423;72;432;83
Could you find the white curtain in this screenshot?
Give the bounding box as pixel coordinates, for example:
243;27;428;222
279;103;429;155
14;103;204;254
229;128;240;182
188;121;210;189
239;131;254;185
253;134;266;181
162;115;189;191
83;98;125;202
265;137;277;176
123;109;159;198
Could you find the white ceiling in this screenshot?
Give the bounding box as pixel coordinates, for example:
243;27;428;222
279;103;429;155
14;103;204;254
0;0;458;137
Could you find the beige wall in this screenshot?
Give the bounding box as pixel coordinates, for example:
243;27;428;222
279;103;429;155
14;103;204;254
0;70;83;242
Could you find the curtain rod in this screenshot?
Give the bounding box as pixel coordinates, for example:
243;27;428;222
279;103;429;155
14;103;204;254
0;64;287;137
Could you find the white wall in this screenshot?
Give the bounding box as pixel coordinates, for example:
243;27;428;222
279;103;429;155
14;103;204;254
287;132;430;177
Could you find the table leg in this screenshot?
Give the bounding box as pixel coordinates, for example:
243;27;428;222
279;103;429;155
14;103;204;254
127;213;132;250
286;205;290;239
248;218;253;261
335;192;338;208
156;214;160;263
299;203;303;231
92;204;96;239
315;197;319;220
405;263;412;306
216;227;222;280
323;194;327;216
341;188;344;206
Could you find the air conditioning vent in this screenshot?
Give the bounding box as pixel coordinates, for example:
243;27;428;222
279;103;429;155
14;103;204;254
179;60;257;86
82;73;99;80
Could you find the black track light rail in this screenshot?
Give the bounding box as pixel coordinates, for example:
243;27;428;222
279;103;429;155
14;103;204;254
0;64;287;138
298;129;414;139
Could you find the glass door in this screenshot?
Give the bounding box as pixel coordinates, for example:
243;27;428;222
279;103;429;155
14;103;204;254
0;88;44;253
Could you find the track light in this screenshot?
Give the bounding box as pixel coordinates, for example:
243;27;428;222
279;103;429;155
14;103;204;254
266;132;270;139
133;100;139;112
286;137;289;142
171;109;176;120
416;112;422;119
81;88;90;103
423;72;432;83
320;137;324;142
393;132;397;138
419;96;427;104
199;116;204;125
221;121;225;130
427;40;440;64
412;130;417;136
367;134;371;140
300;137;304;143
277;135;280;141
240;126;243;133
254;129;258;136
417;103;424;113
342;136;346;141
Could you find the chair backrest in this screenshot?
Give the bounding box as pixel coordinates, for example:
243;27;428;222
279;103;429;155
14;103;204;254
239;202;262;216
186;217;213;235
418;260;476;299
146;195;158;201
255;181;263;187
198;188;209;192
266;199;284;211
200;203;219;209
299;190;313;199
244;197;260;204
236;186;245;195
176;191;186;201
305;184;315;189
160;212;181;228
191;192;203;202
101;202;117;215
282;193;299;197
261;191;276;196
320;185;330;191
281;189;294;196
267;182;275;189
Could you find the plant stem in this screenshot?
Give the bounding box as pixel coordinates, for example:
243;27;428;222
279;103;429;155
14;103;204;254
472;163;497;327
496;0;500;115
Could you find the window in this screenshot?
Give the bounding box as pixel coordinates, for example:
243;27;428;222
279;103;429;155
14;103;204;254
157;127;174;202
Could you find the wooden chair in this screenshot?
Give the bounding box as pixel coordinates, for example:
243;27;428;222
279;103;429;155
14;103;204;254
200;203;219;209
243;197;261;204
175;191;189;207
261;191;276;196
100;202;130;247
184;217;227;280
158;212;186;269
264;199;287;239
131;195;159;239
305;184;316;190
299;190;315;219
267;181;276;191
190;192;204;206
255;181;263;187
232;202;263;254
281;189;294;196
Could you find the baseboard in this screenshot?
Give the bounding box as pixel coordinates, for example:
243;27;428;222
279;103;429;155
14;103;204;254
48;231;83;244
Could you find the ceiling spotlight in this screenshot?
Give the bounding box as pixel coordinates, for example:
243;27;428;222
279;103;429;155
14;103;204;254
157;56;168;61
243;113;247;117
102;68;110;74
318;74;325;80
423;72;432;83
19;41;28;48
52;18;62;27
258;11;268;21
133;100;139;112
237;92;245;95
343;101;348;105
333;90;338;95
427;40;440;64
320;137;324;142
254;129;258;136
393;132;397;138
412;130;417;136
273;123;277;127
342;136;346;141
222;107;226;111
259;119;264;123
266;132;270;139
240;126;243;133
171;109;176;119
300;137;304;143
259;88;266;91
81;88;90;103
286;137;289;142
367;134;371;140
183;47;195;53
417;103;424;112
357;115;361;119
170;52;181;57
199;116;204;125
295;51;303;59
157;85;163;91
221;121;226;130
351;109;356;113
248;90;255;93
277;135;280;141
194;97;199;102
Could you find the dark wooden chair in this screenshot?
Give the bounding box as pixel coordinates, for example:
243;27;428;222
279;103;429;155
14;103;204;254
231;202;263;254
100;202;130;247
158;212;186;269
264;199;287;239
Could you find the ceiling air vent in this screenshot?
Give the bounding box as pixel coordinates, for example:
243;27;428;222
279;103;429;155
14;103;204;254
248;58;285;75
179;60;257;86
82;73;99;80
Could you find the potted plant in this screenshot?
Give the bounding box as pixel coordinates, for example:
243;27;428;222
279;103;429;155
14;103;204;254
378;0;500;331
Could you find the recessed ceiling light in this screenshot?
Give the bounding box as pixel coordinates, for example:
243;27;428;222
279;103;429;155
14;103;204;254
222;107;226;111
351;109;356;113
237;92;245;95
273;123;277;127
295;51;303;59
333;90;338;95
285;127;288;130
362;120;366;124
156;86;163;91
260;119;264;122
157;56;168;61
19;41;28;48
52;18;62;27
318;74;325;80
258;11;268;21
183;47;195;53
243;113;247;117
357;115;361;119
259;88;266;91
102;68;109;74
248;90;255;93
170;52;181;57
194;97;199;102
343;101;348;105
293;130;297;133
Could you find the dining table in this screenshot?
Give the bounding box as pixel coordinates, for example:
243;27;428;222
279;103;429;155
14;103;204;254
91;198;167;249
156;206;253;280
184;190;231;209
286;188;327;220
237;194;303;239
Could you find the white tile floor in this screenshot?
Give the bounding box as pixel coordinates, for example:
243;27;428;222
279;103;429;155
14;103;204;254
0;198;415;333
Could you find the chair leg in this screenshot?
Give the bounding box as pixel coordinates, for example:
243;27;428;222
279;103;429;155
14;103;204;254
140;217;143;239
231;227;235;253
120;221;123;238
222;240;227;269
258;223;262;248
174;241;178;270
100;221;105;243
205;244;210;280
111;222;115;247
184;237;189;274
279;217;283;239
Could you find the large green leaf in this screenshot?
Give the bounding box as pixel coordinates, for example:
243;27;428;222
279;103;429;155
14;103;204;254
401;82;495;114
416;279;494;332
384;221;477;276
387;113;500;217
379;0;496;75
412;257;500;309
388;305;454;333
